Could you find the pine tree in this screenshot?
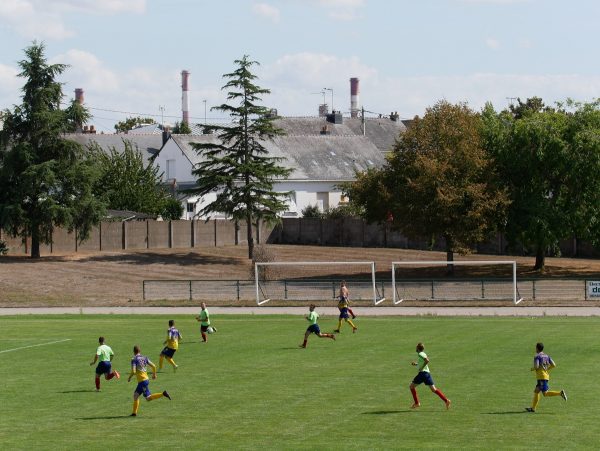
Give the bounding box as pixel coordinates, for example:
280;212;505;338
0;42;105;258
186;56;292;259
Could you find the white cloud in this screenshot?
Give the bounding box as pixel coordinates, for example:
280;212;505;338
252;3;280;23
485;37;501;49
0;0;145;40
312;0;365;21
460;0;531;4
255;53;600;118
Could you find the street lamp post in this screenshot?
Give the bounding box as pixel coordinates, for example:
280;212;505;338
324;88;333;112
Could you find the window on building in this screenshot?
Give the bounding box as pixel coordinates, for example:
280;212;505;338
186;202;195;213
316;192;329;211
166;159;176;180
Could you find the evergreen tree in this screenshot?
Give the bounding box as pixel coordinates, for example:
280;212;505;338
186;56;292;259
0;42;105;258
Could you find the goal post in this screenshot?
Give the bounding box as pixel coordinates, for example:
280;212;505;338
254;261;385;305
391;260;522;305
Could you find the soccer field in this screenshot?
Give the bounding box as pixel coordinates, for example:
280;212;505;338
0;314;594;450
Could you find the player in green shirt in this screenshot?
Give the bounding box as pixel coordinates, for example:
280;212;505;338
300;304;335;348
89;336;120;391
196;302;216;342
409;342;450;410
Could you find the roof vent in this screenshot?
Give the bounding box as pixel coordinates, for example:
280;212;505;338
390;111;400;122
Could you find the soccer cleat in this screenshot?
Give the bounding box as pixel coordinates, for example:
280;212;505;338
411;403;421;409
331;335;336;341
173;365;178;373
163;390;171;400
299;344;306;348
113;370;120;379
130;413;137;417
212;327;217;333
525;407;535;412
561;390;567;401
352;327;357;334
445;400;451;410
333;330;340;333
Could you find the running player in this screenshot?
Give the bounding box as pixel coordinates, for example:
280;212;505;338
196;302;216;342
525;342;567;412
300;304;335;348
127;345;171;417
159;319;182;372
89;336;120;391
409;342;451;410
334;283;357;333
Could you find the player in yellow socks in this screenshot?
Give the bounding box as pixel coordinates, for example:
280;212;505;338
128;345;171;416
159;320;182;372
525;342;567;412
334;287;357;333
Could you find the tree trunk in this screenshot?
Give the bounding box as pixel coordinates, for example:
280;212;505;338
31;225;41;259
246;213;254;260
445;235;454;276
534;245;545;271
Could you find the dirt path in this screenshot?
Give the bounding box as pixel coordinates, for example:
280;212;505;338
2;244;600;307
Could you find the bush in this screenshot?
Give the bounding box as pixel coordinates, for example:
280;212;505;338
322;204;365;219
301;204;322;218
161;198;184;220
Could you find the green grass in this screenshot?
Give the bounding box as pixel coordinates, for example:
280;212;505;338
0;314;594;450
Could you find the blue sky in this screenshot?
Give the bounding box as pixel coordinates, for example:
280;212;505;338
1;0;599;132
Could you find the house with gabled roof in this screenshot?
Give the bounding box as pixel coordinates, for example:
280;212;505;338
156;113;394;220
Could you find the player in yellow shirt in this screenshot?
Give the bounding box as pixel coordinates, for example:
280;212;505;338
159;320;182;372
334;283;357;333
525;342;567;412
127;345;171;417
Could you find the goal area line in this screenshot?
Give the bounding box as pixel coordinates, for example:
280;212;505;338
391;260;523;305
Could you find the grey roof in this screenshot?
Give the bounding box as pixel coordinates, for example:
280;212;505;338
66;133;163;164
273;116;404;153
170;133;386;182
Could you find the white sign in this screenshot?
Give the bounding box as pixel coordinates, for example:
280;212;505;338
587;281;600;298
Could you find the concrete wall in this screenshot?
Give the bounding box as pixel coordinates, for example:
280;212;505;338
3;218;599;258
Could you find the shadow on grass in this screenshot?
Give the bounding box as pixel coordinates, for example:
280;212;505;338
483;410;538;415
77;415;130;420
362;410;412;415
59;389;97;393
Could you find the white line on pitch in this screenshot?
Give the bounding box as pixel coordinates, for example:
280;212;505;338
0;338;71;354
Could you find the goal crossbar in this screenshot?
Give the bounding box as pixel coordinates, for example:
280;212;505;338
255;261;385;305
391;260;522;305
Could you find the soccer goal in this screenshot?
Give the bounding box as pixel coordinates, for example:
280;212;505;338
391;260;523;305
254;261;385;305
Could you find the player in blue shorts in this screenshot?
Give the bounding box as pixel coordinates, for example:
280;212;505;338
334;282;357;334
525;342;567;412
409;342;450;409
89;336;120;391
159;319;182;372
300;304;335;348
128;345;171;416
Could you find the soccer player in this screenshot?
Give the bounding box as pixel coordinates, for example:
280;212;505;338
89;336;120;391
300;304;335;348
195;302;216;342
525;342;567;413
127;345;171;417
334;283;357;333
339;280;356;319
409;342;451;410
159;319;182;372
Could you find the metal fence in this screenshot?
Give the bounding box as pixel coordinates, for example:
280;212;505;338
142;278;599;302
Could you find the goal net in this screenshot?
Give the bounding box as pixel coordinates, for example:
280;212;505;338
391;260;522;305
254;261;385;305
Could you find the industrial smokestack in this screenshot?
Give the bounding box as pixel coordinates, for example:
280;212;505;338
350;77;359;118
75;88;84;105
181;70;190;125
